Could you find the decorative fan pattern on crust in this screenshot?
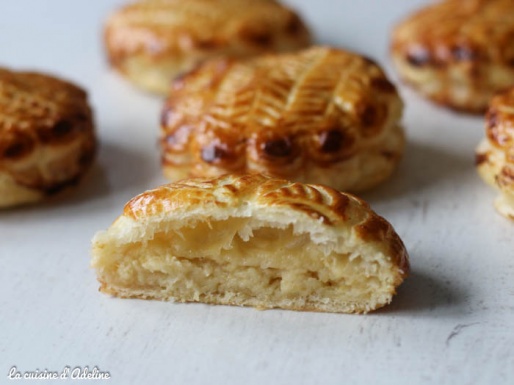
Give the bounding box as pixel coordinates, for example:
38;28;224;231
161;46;404;192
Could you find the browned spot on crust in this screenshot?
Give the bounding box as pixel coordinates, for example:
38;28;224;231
319;130;345;153
356;215;389;242
1;135;34;160
261;137;294;159
380;150;397;161
475;152;488;166
361;105;378;127
358;104;386;137
240;25;273;47
285;13;303;35
371;77;396;93
201;144;230;164
52;120;75;139
40;119;77;144
193;38;223;50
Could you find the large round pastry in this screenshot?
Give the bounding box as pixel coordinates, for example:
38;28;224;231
160;46;405;192
104;0;311;94
92;173;410;314
0;68;96;208
391;0;514;113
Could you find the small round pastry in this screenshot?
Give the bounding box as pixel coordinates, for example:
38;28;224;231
104;0;311;95
391;0;514;113
92;173;410;314
160;46;405;192
0;68;96;208
476;87;514;220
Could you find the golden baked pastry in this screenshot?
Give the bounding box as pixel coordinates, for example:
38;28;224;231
104;0;311;94
0;68;96;208
476;87;514;219
91;173;410;314
160;46;405;192
391;0;514;113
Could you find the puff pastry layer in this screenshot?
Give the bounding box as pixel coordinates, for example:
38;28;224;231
161;46;405;192
476;87;514;219
0;68;96;208
91;173;409;314
104;0;311;94
391;0;514;113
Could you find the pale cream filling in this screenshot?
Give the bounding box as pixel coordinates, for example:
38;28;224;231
93;218;398;308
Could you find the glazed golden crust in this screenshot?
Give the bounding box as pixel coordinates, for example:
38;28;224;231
0;68;96;208
92;173;409;313
160;46;405;192
476;87;514;219
104;0;311;94
391;0;514;113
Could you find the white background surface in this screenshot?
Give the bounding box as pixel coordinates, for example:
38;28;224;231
1;1;513;384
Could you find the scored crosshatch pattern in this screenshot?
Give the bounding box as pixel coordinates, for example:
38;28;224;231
161;46;405;192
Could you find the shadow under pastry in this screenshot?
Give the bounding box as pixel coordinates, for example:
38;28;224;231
361;140;472;203
375;268;468;316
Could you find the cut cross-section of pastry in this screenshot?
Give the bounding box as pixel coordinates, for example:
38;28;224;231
0;68;96;208
91;174;409;314
476;87;514;220
104;0;311;94
161;46;405;192
391;0;514;113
